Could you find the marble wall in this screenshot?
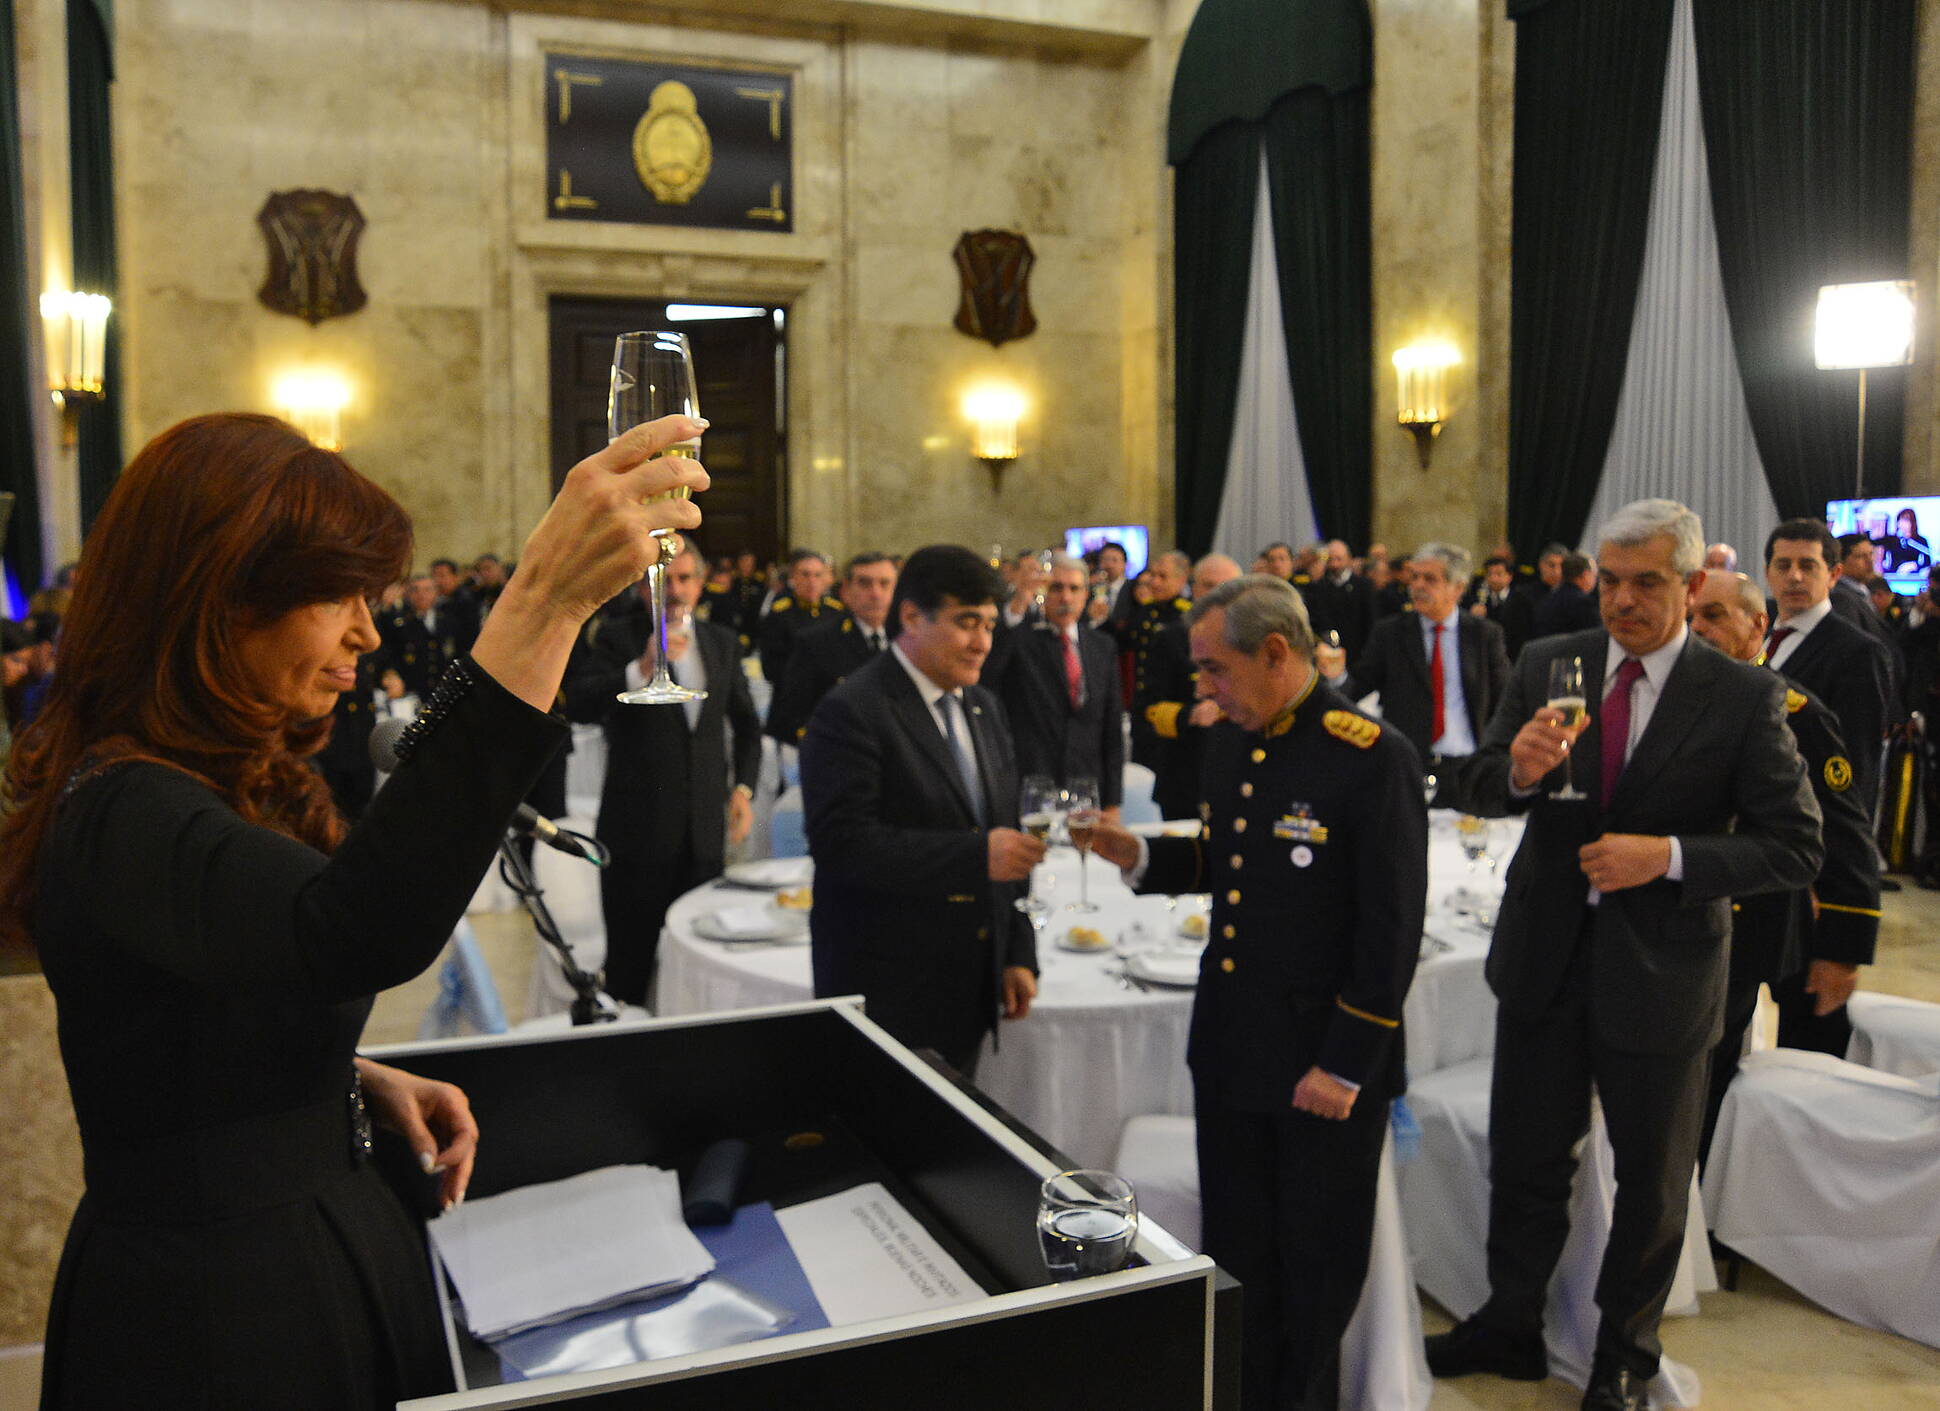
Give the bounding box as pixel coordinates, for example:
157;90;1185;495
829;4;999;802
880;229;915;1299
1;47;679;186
106;0;1171;566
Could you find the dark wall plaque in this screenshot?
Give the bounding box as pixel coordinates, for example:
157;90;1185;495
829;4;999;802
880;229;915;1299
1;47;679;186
546;54;793;233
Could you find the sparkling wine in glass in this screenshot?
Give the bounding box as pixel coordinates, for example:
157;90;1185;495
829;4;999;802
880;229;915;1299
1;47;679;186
611;330;704;707
1545;655;1590;800
1038;1169;1138;1282
1456;815;1494;873
1016;775;1057;921
1063;777;1101;914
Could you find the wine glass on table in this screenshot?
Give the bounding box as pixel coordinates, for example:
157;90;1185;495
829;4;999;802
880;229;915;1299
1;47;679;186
1545;655;1591;800
1063;777;1101;914
611;330;705;706
1038;1169;1138;1282
1016;775;1057;922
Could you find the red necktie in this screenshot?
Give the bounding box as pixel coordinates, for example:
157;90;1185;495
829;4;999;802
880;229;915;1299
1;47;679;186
1600;657;1646;805
1063;630;1084;710
1429;622;1446;745
1765;625;1794;662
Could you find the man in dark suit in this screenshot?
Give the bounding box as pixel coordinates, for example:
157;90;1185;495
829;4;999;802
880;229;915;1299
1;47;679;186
429;558;481;656
563;541;763;1006
377;575;449;698
801;545;1043;1074
1472;554;1535;660
1089;574;1427;1411
1136;553;1244;819
1764;519;1894;819
1689;571;1878;1152
1530;551;1601;640
1317;542;1512;812
765;552;896;748
1302;539;1378;661
984;553;1125;816
1430;499;1821;1411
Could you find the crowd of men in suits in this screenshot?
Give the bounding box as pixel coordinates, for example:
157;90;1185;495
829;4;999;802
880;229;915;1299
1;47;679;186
243;499;1933;1411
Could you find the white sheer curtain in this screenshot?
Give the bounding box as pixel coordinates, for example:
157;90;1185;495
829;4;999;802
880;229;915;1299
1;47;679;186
1212;151;1320;560
1583;0;1778;560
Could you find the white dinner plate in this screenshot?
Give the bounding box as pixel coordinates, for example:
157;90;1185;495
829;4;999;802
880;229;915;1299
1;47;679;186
721;857;815;890
1127;819;1202;838
1125;945;1203;988
1056;926;1115;954
691;907;809;944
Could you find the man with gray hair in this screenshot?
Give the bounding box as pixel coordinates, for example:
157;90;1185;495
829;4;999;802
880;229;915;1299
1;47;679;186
1089;573;1427;1411
1317;542;1511;810
1703;542;1737;572
1429;498;1821;1411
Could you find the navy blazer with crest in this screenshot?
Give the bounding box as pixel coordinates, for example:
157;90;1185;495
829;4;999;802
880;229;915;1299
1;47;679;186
801;650;1036;1061
1462;629;1822;1055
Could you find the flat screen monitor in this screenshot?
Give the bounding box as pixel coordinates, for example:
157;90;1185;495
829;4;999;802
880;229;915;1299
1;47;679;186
1825;496;1939;596
1063;525;1148;577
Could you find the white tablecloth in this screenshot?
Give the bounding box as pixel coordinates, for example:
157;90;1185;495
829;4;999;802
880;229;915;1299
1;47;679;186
656;812;1519;1169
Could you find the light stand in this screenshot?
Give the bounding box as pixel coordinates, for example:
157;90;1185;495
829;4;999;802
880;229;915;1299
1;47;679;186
1814;281;1916;498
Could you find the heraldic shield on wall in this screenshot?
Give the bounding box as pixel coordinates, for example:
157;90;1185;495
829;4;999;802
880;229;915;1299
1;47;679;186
546;54;793;232
257;190;368;325
953;230;1037;347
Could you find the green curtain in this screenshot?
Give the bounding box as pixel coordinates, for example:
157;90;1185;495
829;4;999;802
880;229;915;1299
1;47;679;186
1505;0;1674;558
1262;84;1371;550
1168;0;1371;557
68;0;121;534
1172;122;1261;556
0;0;43;593
1694;0;1917;513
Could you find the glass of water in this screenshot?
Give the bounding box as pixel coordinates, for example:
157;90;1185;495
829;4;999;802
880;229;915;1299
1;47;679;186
1038;1169;1138;1281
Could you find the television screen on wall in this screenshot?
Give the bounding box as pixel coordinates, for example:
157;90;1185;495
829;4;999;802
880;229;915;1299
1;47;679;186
1063;525;1149;577
1826;496;1940;596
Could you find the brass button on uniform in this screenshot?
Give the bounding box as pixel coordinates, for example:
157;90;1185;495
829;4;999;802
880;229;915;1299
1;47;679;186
1220;957;1236;973
1222;924;1236;940
1233;818;1248;833
1240;782;1254;798
1250;748;1267;764
1226;888;1241;904
977;927;989;940
1230;854;1244;869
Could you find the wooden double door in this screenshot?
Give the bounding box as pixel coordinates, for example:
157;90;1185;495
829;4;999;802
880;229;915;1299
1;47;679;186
548;296;786;563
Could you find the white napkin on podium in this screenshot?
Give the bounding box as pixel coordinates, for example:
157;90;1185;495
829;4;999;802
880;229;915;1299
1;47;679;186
429;1165;715;1341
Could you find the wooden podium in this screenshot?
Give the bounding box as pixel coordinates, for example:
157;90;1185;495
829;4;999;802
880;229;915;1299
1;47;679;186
368;998;1237;1409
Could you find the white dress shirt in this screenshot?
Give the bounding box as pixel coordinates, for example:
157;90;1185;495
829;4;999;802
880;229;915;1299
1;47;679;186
624;620;710;730
1591;628;1688;897
1767;594;1832;670
891;641;981;777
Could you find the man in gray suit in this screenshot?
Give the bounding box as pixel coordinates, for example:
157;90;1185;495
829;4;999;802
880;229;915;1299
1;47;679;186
1428;499;1822;1411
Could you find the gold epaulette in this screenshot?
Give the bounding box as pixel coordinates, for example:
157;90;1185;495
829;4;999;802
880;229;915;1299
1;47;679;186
1324;710;1379;748
823;596;844;610
1173;597;1190;611
1785;688;1807;714
1146;701;1184;740
772;596;793;611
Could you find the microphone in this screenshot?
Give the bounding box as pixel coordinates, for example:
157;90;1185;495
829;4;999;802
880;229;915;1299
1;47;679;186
368;717;608;866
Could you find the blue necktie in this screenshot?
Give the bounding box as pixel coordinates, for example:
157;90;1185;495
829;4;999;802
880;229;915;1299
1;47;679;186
938;693;988;828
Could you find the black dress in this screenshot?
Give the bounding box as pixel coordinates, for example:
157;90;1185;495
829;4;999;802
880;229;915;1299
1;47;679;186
34;662;567;1409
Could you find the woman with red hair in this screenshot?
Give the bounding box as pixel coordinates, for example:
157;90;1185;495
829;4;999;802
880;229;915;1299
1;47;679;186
0;411;705;1408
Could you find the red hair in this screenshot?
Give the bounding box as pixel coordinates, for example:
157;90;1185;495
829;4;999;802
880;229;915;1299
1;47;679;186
0;413;412;956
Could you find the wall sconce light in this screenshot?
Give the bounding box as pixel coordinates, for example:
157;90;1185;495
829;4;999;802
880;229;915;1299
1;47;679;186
962;382;1025;486
41;290;111;446
1392;341;1460;469
1815;280;1915;498
274;371;352;452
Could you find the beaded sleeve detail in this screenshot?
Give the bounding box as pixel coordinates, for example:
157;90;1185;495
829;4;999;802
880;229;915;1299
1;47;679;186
390;657;478;766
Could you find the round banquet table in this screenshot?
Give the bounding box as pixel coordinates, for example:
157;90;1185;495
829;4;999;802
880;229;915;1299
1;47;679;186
655;811;1520;1170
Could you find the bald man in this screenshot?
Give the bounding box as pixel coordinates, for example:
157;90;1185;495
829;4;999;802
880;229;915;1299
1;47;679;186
1689;572;1878;1107
1136;554;1243;818
1302;538;1378;661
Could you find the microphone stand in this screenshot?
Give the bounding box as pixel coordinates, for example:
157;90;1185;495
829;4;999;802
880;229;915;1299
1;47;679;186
495;832;616;1026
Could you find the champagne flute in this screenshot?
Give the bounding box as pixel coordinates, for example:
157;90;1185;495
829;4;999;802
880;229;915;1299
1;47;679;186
1545;655;1590;800
1064;777;1101;914
1456;815;1493;873
612;330;705;707
1017;775;1057;921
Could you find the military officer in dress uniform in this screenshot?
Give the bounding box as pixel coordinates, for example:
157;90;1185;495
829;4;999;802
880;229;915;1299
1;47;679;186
766;552;897;747
1127;551;1194;766
1136;553;1243;818
1091;574;1428;1411
377;575;449;698
1690;571;1880;1153
758;549;846;685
